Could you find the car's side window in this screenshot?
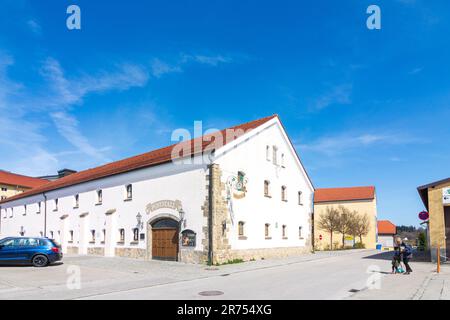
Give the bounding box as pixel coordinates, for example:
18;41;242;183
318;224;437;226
27;238;38;246
1;239;16;247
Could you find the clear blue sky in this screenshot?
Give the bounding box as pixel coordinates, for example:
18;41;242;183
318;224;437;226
1;0;448;226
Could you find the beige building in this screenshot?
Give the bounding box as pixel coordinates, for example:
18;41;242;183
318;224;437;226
418;178;450;262
314;186;378;250
0;170;48;201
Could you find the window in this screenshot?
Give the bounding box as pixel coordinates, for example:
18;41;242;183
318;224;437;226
118;229;125;242
125;184;133;200
238;221;245;237
1;196;6;200
273;146;278;165
69;230;74;242
9;208;13;218
281;153;285;167
23;205;27;216
265;223;271;238
298;191;303;205
37;202;41;214
266;145;270;161
54;199;59;211
299;226;303;239
50;231;54;239
91;230;96;243
102;229;106;243
1;187;7;192
74;194;79;208
282;225;287;238
133;228;139;242
281;186;287;202
97;190;103;204
264;180;271;197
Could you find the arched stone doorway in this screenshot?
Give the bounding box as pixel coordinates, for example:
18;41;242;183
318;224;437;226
148;216;179;261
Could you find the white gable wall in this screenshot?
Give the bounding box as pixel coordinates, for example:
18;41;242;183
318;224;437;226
214;118;314;250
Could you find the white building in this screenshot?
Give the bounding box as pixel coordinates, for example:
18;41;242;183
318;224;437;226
0;115;314;264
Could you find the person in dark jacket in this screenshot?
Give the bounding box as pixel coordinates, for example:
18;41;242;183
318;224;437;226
395;237;413;275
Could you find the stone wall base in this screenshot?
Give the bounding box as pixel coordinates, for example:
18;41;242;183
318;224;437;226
115;247;147;259
66;246;79;255
214;246;312;264
88;247;105;256
180;249;208;264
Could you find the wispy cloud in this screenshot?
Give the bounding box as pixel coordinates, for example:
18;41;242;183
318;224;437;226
150;53;233;78
297;132;424;157
312;83;352;110
50;111;111;162
27;19;42;35
408;67;423;75
151;58;182;78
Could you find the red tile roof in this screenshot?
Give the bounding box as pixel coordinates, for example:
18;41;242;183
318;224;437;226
0;171;49;189
314;186;375;203
0;115;278;204
378;220;396;235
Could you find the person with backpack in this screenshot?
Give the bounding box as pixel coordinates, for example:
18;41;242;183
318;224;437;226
395;237;413;275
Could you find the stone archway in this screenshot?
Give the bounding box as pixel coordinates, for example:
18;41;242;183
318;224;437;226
147;214;180;261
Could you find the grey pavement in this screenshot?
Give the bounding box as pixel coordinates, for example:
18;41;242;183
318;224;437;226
0;249;443;300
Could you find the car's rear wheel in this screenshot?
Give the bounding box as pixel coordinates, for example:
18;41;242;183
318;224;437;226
32;255;49;267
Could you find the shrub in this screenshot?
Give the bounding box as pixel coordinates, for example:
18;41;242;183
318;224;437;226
354;242;366;249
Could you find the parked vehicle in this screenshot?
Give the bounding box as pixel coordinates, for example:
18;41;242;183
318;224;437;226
0;237;63;267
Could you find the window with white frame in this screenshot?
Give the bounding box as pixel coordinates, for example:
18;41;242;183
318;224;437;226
273;146;278;165
299;226;303;239
281;153;285;167
118;228;125;242
281;186;287;201
37;202;41;214
298;191;303;205
133;228;139;242
265;223;271;238
69;230;74;242
238;221;245;237
266;145;270;161
74;194;79;208
23;205;27;216
264;180;271;197
97;190;103;204
125;184;133;200
9;208;13;218
282;225;287;238
54;199;59;211
91;230;96;243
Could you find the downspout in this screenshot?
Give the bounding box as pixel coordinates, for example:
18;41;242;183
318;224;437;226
207;164;214;266
43;193;47;238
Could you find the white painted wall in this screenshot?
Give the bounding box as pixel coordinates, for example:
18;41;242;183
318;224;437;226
214;118;314;250
0;160;208;254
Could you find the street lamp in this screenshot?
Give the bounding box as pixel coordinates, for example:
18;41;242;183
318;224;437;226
179;208;185;228
136;212;143;230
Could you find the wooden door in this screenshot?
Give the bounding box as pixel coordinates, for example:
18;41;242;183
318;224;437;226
152;228;178;261
445;207;450;259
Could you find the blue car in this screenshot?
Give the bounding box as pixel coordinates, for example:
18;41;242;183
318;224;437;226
0;237;63;267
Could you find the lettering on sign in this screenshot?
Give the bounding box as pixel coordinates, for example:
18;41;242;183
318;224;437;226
146;200;182;214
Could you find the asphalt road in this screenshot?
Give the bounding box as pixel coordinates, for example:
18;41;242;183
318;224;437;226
0;250;437;300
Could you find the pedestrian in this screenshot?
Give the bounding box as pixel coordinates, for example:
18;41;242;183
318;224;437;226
394;237;413;275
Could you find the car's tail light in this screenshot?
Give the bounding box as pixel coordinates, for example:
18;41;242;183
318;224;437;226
51;247;60;253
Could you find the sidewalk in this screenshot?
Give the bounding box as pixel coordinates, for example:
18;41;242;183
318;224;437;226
349;260;446;300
